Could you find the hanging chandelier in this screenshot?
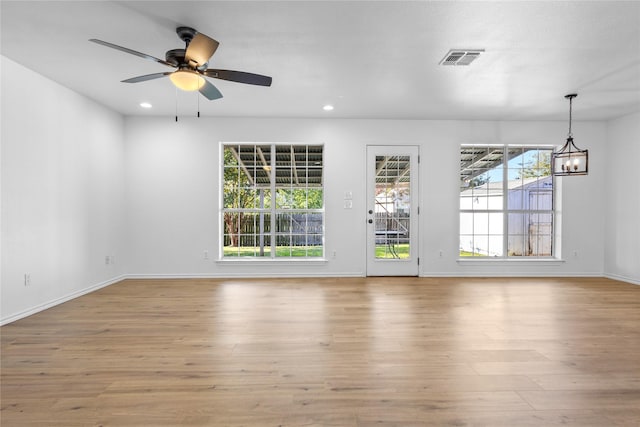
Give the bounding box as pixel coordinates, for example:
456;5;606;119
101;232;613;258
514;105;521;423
552;94;588;176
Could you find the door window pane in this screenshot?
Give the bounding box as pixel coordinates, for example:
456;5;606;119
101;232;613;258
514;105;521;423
375;155;411;259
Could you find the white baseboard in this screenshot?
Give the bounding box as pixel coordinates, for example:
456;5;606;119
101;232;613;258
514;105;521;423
604;272;640;286
420;272;603;278
1;275;127;326
125;272;366;279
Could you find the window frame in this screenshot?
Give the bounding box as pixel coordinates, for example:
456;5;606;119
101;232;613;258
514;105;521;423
459;144;557;259
220;143;325;260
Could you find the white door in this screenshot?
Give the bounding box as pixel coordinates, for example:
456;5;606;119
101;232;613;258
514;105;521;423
366;145;419;276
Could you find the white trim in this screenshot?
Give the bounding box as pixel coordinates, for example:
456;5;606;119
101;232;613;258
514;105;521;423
604;273;640;286
126;272;365;279
216;258;328;265
421;272;601;278
457;258;566;266
0;275;127;326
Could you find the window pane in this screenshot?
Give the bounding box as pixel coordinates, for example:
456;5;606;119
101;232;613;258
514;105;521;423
529;212;553;256
473;213;489;235
308;189;323;209
291;189;307;209
275;235;291;257
473;236;488;256
471;173;490;210
508;235;525;257
460;235;475;256
488;213;503;235
508;184;525;210
460;191;473;209
488;235;503;257
508;213;526;236
460;213;473;235
224;146;239;166
276;189;292;209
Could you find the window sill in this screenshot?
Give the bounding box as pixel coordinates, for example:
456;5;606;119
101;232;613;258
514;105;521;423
216;258;329;266
457;258;566;266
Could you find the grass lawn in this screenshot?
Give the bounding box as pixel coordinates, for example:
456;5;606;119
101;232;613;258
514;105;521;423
224;245;410;259
223;246;323;257
375;243;410;259
459;250;476;256
225;245;482;259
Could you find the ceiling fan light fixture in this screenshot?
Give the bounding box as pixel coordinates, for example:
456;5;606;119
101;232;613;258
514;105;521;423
170;69;205;91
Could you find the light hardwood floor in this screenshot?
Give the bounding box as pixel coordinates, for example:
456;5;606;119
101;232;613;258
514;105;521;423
2;277;640;426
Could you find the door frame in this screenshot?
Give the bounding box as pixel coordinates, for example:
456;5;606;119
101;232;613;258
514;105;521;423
366;145;420;276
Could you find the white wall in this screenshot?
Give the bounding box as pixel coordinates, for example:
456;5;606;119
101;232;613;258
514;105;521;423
605;112;640;284
124;116;607;278
1;56;127;324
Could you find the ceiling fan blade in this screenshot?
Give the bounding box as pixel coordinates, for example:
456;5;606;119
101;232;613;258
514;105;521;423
185;33;219;67
204;69;272;87
89;39;175;68
199;79;223;100
121;72;172;83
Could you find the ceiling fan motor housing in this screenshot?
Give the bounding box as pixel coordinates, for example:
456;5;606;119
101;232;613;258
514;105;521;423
165;49;186;67
176;26;197;45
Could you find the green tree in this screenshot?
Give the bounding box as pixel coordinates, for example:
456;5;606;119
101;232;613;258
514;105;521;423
467;175;488;188
223;148;258;247
276;188;323;209
517;152;551;179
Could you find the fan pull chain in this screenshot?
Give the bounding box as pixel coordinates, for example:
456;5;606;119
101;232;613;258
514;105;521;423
197;90;200;118
175;86;178;122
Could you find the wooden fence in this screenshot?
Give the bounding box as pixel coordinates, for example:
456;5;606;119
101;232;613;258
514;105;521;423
224;213;323;246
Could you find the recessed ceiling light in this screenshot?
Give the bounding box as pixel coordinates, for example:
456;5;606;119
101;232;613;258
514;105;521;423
139;102;152;108
323;104;334;111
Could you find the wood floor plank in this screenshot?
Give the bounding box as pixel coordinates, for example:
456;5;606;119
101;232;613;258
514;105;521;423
530;373;640;391
356;409;614;426
2;276;639;426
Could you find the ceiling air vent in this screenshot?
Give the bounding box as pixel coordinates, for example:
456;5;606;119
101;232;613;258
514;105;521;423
440;49;484;66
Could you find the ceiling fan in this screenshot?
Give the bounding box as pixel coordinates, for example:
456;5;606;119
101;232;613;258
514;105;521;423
89;26;272;100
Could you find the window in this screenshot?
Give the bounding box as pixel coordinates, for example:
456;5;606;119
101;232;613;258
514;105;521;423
222;144;324;258
459;145;554;258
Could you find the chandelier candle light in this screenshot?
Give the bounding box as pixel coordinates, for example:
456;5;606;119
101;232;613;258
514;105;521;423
552;93;588;176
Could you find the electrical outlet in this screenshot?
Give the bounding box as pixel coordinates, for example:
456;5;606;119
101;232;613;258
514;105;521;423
332;250;337;259
24;273;31;286
439;250;443;258
204;250;209;260
105;255;110;265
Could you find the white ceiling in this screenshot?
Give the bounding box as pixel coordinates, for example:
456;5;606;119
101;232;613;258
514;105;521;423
2;1;640;121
